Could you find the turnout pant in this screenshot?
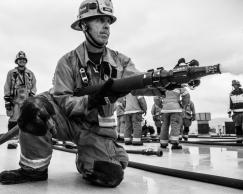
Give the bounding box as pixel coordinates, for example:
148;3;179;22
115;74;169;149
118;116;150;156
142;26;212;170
232;112;243;138
124;113;143;142
117;115;126;137
18;93;128;187
160;112;182;145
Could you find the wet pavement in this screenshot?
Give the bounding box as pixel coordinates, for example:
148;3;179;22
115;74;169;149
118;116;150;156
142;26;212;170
0;139;243;194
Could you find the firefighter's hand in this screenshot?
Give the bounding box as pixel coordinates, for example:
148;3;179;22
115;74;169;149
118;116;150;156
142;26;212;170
192;114;196;121
228;112;232;118
5;102;13;111
88;79;127;109
188;59;199;67
188;79;201;89
165;83;182;90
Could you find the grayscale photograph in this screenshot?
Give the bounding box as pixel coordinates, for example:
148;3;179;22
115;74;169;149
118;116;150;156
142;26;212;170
0;0;243;193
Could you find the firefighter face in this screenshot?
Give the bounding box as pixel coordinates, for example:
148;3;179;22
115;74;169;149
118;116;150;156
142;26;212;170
232;84;240;90
86;16;111;45
16;58;27;67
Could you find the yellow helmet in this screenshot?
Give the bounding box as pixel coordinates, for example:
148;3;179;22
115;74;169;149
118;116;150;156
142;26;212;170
15;51;27;64
232;80;241;87
71;0;116;31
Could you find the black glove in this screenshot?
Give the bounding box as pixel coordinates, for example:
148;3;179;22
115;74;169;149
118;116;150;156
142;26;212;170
29;92;35;97
188;79;200;88
188;59;199;67
88;79;127;110
17;96;55;136
4;96;13;111
178;58;186;64
165;83;182;90
5;102;13;111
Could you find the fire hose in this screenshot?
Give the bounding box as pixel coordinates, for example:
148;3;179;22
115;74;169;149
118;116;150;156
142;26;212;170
53;143;163;157
52;144;243;190
1;127;242;189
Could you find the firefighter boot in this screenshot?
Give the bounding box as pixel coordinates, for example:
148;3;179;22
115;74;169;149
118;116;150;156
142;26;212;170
0;168;48;184
171;143;182;150
7;143;18;149
160;143;168;149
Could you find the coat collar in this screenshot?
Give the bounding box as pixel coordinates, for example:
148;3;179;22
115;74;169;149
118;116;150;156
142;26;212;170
75;41;117;68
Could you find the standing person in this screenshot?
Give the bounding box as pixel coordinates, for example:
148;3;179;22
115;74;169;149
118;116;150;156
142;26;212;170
116;97;126;140
181;96;195;141
228;80;243;144
3;51;36;149
0;0;168;187
160;86;190;149
151;96;163;136
124;93;147;146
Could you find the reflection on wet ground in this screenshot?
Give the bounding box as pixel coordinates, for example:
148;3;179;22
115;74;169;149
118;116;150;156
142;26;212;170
0;140;243;194
125;142;243;180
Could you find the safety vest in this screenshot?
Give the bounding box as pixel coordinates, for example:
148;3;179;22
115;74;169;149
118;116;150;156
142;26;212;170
229;88;243;112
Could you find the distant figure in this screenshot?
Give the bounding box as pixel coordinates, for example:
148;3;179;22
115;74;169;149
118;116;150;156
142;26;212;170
181;95;195;141
160;87;189;149
124;93;147;146
151;96;163;135
228;80;243;143
116;97;126;139
4;51;36;149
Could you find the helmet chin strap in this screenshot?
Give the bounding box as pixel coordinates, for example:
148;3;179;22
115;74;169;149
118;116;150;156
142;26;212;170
82;23;107;49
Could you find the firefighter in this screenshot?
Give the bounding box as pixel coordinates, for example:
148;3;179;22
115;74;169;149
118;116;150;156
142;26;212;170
3;51;36;149
116;97;126;139
160;86;190;149
151;96;163;136
124;93;147;146
228;80;243;144
181;94;195;141
0;0;167;187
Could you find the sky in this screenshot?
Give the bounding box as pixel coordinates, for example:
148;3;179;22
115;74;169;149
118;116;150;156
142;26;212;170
0;0;243;120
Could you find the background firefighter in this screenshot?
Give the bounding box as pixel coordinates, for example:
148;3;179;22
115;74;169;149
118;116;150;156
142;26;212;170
151;96;163;136
159;85;190;149
115;97;126;140
180;94;195;141
228;80;243;144
123;93;147;146
3;51;36;149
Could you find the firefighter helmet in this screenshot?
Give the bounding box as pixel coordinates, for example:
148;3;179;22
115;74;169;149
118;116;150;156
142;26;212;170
71;0;116;31
232;80;241;87
15;51;27;64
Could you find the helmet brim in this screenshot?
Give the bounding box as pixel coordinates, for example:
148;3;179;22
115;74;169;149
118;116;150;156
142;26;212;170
15;58;27;64
71;15;116;31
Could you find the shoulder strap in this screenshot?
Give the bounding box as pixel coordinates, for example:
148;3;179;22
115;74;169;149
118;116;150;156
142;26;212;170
10;71;18;96
74;50;89;88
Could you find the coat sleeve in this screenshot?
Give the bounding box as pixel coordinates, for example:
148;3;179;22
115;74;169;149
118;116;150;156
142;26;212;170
190;102;196;115
229;93;233;111
4;71;12;98
30;71;37;95
52;56;91;118
151;104;155;116
138;96;147;113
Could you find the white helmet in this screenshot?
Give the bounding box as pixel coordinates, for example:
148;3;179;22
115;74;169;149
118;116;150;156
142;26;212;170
15;51;27;64
232;80;241;87
71;0;116;31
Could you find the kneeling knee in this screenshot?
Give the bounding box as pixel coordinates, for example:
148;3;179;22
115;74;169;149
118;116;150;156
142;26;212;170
83;160;124;187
